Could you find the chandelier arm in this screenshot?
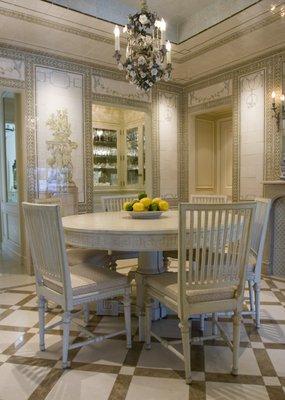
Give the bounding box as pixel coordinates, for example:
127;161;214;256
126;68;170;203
140;0;148;12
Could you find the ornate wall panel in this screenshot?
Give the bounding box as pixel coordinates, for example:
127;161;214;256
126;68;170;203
35;66;85;203
158;90;178;198
188;80;232;107
239;70;265;200
0;57;24;81
92;75;151;103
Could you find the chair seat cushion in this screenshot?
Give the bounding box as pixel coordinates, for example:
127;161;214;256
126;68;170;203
67;248;110;267
146;272;237;304
44;263;128;296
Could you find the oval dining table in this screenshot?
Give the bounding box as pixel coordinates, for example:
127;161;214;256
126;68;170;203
62;210;180;340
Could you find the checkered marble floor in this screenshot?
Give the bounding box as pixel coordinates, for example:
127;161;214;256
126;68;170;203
0;275;285;400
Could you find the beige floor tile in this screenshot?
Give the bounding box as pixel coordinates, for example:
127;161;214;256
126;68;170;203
260;306;285;321
258;324;285;343
0;362;50;400
263;376;281;386
0;292;30;306
45;370;117;400
125;376;190;400
73;339;129;365
204;346;261;375
0;274;34;290
273;281;285;289
95;316;138;335
151;318;181;339
0;310;39;328
137;342;185;370
204;321;249;342
15;333;62;360
0;330;25;352
206;382;270;400
120;366;135;375
267;349;285;377
260;290;281;303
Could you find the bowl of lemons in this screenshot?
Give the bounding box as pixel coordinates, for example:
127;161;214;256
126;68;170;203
123;193;169;219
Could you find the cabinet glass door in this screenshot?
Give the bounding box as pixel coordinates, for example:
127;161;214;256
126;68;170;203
93;128;118;187
126;127;139;186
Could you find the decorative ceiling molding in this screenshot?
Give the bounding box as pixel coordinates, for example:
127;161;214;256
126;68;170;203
0;3;280;68
0;6;115;46
174;12;281;64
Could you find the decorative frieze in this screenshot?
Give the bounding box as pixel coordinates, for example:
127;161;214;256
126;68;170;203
0;57;24;80
92;75;151;103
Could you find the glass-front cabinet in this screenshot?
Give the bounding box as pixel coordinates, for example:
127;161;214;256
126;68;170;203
93;128;118;187
93;124;145;190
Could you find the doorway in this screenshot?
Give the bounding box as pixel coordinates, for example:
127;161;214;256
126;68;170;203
0;90;24;273
191;108;233;199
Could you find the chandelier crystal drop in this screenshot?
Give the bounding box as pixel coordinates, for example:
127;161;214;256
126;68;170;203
113;0;172;92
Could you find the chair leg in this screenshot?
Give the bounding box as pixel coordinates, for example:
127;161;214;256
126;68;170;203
145;295;152;350
83;304;89;324
199;314;205;331
212;313;218;335
232;310;241;376
38;296;46;351
248;280;255;313
124;289;132;349
254;282;261;329
179;319;192;384
62;311;71;369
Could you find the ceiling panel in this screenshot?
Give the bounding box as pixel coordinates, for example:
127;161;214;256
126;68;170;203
43;0;260;43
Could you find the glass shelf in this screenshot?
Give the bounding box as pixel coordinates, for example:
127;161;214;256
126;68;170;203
93;128;118;186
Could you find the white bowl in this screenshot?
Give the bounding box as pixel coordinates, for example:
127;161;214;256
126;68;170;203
127;211;163;219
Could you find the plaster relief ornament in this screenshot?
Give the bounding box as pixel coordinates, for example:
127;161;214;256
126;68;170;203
113;0;172;92
46;109;78;192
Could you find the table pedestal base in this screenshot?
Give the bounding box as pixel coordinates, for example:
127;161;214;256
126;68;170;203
135;251;167;341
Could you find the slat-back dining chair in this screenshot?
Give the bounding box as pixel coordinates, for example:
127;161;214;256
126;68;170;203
164;195;229;270
144;202;255;384
245;198;272;328
35;197;110;268
101;194;138;212
23;202;132;368
101;194;139;270
190;194;228;204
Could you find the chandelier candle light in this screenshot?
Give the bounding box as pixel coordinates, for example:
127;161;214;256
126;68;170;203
113;0;172;92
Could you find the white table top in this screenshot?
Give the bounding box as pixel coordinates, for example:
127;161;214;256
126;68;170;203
62;211;179;235
62;211;179;251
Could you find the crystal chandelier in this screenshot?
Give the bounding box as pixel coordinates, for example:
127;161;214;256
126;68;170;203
113;0;172;92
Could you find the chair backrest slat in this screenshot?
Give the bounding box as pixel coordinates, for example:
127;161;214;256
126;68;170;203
251;198;272;276
23;202;72;305
190;194;228;204
101;194;138;212
178;203;255;307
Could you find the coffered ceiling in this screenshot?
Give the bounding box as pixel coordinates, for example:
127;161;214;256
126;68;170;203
0;0;285;84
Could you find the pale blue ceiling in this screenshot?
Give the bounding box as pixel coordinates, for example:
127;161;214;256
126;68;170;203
44;0;261;44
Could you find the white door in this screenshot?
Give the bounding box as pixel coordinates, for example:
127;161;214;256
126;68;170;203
0;93;21;260
195;118;216;194
219;118;233;198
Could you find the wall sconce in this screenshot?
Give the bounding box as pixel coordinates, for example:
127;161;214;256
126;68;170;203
271;91;284;131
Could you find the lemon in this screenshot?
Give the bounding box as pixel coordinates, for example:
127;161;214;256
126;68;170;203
123;201;133;211
140;197;152;209
152;197;161;205
158;200;169;211
138;192;147;200
131;199;139;206
132;202;145;212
